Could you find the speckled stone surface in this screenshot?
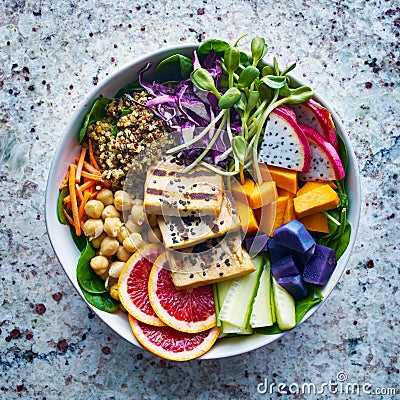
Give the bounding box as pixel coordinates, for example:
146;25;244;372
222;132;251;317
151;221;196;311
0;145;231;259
0;1;399;399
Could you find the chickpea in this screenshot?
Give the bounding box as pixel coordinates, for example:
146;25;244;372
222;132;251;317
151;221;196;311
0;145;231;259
146;227;163;244
109;261;125;279
114;190;132;211
116;245;132;262
125;215;142;234
91;232;107;248
146;213;158;228
102;205;121;220
100;236;119;256
83;219;104;239
99;271;109;280
123;232;143;253
116;225;131;243
96;188;114;206
109;283;120;301
84;200;104;219
103;217;122;237
131;204;146;226
90;255;109;276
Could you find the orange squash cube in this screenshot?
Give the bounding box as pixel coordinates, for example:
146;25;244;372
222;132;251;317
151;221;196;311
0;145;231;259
231;178;255;205
249;181;277;209
235;201;259;237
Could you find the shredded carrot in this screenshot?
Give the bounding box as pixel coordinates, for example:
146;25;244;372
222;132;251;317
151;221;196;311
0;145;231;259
62;209;75;226
75;147;87;182
75;183;84;202
63;180;97;204
78;190;91;220
68;164;81;236
74;156;101;175
83;160;101;175
81;171;104;181
88;138;100;170
89;190;99;199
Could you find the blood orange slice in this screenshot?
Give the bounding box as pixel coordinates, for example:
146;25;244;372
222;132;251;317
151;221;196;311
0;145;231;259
129;315;220;361
148;253;216;333
118;244;165;326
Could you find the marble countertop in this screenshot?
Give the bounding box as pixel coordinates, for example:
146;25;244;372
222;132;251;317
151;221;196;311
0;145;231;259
1;1;399;398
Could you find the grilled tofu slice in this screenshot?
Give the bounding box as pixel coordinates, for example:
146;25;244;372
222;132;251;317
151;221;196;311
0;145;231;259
158;193;241;250
167;231;256;289
143;157;224;216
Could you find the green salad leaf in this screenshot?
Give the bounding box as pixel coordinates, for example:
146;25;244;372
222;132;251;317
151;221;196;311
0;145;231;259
79;97;112;143
70;226;87;252
114;80;143;98
57;187;69;224
156;54;193;80
81;288;119;313
76;239;108;294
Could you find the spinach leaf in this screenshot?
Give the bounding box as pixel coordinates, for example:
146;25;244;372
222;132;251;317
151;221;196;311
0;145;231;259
76;239;108;294
295;287;324;324
156;54;193;80
70;226;87;252
328;221;351;260
114;80;143;98
197;39;230;54
79;97;112;143
57;187;69;224
81;288;119;312
255;287;324;335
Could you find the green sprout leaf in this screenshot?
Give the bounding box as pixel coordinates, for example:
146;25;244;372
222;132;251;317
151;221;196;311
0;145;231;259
251;37;268;66
218;87;242;109
197;39;230;54
224;46;241;74
237;66;260;88
261;75;287;89
190;68;221;98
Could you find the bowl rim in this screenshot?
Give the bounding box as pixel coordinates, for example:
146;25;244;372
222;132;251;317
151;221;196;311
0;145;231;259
45;43;361;360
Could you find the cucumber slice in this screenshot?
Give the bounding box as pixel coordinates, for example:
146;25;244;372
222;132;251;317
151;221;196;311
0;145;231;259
272;276;296;330
215;279;253;334
218;255;264;329
250;258;274;328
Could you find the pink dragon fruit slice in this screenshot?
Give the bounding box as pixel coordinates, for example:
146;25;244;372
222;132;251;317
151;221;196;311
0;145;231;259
259;106;311;172
299;124;345;181
289;99;339;151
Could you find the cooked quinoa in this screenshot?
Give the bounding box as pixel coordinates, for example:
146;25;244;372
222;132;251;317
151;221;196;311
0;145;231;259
87;91;178;195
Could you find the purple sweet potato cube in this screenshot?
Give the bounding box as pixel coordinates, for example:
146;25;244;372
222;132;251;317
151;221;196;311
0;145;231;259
277;275;308;300
302;244;337;285
294;243;316;269
245;233;269;256
271;254;300;279
273;220;315;253
267;238;293;263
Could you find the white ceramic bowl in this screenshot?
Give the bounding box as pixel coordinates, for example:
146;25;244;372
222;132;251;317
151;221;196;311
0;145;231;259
45;44;361;359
